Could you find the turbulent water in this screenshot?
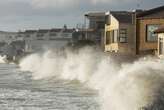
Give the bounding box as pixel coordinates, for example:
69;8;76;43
0;63;99;110
1;47;164;110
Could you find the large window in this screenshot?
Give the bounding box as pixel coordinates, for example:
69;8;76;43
62;33;70;37
146;24;160;42
37;33;44;37
49;33;57;36
106;31;110;44
106;30;118;44
119;29;127;43
110;30;114;43
26;34;30;38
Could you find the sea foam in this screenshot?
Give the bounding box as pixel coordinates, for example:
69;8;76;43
19;47;164;110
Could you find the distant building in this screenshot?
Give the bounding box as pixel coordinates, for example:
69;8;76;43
154;26;164;57
0;31;24;57
0;31;18;43
22;27;74;53
136;5;164;55
104;11;136;55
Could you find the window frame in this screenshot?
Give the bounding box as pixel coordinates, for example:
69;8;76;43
113;30;118;43
119;29;127;43
106;31;110;45
146;24;160;42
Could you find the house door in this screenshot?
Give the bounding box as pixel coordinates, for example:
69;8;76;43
159;38;164;55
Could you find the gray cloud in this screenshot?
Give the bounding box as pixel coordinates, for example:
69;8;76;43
0;0;163;31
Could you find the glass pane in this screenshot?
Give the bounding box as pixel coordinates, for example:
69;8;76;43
120;33;126;38
106;31;110;44
120;29;127;34
110;30;114;43
147;25;159;42
120;37;127;43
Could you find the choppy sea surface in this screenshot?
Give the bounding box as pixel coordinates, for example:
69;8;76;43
0;63;99;110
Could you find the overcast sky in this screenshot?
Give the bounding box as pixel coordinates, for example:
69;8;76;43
0;0;163;31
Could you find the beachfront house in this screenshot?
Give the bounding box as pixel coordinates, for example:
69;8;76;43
84;12;106;47
136;5;164;55
104;11;136;55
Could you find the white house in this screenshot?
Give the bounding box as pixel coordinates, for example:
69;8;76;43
20;28;74;53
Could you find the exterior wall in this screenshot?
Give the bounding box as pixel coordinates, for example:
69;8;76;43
105;15;119;52
105;15;135;55
119;23;135;54
137;18;164;55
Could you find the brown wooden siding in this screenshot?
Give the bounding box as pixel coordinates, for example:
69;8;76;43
137;18;164;54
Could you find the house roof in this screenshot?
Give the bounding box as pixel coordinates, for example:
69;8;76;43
24;30;37;34
38;29;50;33
77;28;95;32
85;12;106;21
154;26;164;33
63;29;74;33
85;12;106;17
137;5;164;18
50;28;62;32
110;11;133;24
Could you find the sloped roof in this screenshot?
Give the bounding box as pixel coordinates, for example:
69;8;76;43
85;12;106;17
38;29;49;33
63;29;74;33
24;30;37;34
137;5;164;18
110;11;133;24
50;28;62;32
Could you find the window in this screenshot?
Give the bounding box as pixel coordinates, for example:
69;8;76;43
37;33;44;37
113;30;118;43
119;29;127;43
97;21;105;29
49;33;57;36
106;31;110;44
62;33;69;37
26;34;30;38
106;30;118;44
110;30;114;43
146;24;160;42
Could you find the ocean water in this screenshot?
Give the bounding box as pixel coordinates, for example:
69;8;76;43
1;47;164;110
0;63;99;110
19;47;164;110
